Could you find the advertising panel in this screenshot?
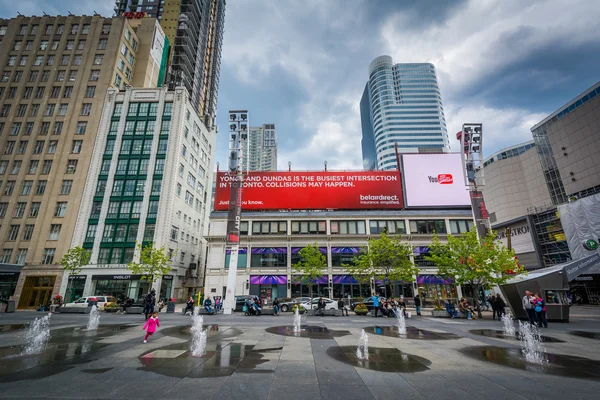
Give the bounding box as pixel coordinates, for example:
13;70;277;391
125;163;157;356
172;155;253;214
214;171;403;211
402;154;471;207
150;21;166;67
495;221;535;254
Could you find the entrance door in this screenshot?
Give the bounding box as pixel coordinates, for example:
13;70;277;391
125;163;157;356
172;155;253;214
18;276;56;309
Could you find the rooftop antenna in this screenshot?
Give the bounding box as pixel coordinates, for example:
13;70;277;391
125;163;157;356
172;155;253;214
17;11;22;16
43;11;48;16
68;11;74;16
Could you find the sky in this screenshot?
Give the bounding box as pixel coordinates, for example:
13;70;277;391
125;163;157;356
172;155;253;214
2;0;599;171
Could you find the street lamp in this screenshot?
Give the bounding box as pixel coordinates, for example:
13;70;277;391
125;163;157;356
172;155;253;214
324;160;327;172
288;161;291;172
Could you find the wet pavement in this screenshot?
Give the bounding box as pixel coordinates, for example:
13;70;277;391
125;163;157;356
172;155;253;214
469;329;565;342
1;308;600;399
569;330;600;340
364;325;460;340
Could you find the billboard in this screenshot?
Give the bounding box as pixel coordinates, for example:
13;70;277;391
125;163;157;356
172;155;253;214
214;171;403;211
402;154;471;207
150;21;166;67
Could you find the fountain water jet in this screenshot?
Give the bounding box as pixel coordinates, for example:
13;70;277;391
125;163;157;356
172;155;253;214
501;314;515;337
356;329;369;361
396;310;407;335
22;315;51;355
293;308;302;333
86;305;100;331
518;321;547;365
190;306;207;357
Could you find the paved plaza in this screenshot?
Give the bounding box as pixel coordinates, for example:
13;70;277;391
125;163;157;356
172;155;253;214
1;307;600;400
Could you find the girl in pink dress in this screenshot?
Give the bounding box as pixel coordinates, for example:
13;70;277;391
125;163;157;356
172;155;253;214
142;311;160;343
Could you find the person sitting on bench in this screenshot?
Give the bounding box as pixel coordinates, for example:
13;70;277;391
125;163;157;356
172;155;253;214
445;300;458;318
184;296;194;315
204;297;213;314
317;297;326;316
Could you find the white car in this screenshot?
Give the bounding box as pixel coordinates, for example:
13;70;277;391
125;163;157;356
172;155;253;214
64;296;115;311
301;298;338;311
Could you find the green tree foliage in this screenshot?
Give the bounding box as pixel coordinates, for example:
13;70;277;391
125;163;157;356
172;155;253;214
291;243;327;299
345;232;419;293
127;244;172;283
60;246;91;302
426;229;525;318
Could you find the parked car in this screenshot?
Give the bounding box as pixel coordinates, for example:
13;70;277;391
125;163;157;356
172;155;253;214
351;297;375;311
279;297;311;312
301;298;338;311
64;296;116;311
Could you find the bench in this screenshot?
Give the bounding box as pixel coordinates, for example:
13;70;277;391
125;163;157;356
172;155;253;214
306;309;342;317
57;307;91;314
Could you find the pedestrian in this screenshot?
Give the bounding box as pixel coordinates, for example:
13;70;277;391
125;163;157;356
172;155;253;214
398;296;407;317
495;294;506;320
522;290;536;325
273;297;280;316
149;289;156;313
143;292;153;320
414;294;422;316
142;311;160;343
338;298;349;316
214;296;220;314
533;293;548;328
371;292;380;317
490;295;497;319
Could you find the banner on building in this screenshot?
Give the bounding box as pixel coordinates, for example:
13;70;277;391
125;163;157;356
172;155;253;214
402;154;471;207
214;171;404;211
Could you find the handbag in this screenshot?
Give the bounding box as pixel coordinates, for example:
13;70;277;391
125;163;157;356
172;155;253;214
534;305;542;312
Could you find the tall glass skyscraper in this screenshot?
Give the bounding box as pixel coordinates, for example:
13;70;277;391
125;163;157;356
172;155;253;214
360;56;450;170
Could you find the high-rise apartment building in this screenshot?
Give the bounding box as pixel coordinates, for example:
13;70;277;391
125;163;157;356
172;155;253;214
361;55;451;171
115;0;226;127
0;14;167;308
61;87;216;301
241;124;277;172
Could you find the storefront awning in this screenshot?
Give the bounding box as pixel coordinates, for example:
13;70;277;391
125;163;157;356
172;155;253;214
0;263;24;276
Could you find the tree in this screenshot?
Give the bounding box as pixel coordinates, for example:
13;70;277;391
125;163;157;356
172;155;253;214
291;243;327;299
60;246;91;302
426;229;525;318
127;244;172;285
345;232;419;296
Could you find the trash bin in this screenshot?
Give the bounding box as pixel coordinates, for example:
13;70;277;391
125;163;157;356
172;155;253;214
167;301;176;313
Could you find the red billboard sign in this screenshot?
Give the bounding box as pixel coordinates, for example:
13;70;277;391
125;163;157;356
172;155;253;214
214;171;404;211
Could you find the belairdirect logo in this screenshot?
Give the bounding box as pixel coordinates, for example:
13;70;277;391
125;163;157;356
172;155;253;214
583;239;599;251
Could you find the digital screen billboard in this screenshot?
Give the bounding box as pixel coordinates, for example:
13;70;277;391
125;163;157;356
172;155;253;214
214;171;404;211
402;153;471;207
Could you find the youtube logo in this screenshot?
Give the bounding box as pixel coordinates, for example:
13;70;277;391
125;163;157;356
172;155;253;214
438;174;453;184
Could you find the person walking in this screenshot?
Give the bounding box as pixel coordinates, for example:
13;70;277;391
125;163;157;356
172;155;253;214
533;293;548;328
522;290;536;325
414;294;422;316
338;298;349;316
495;294;506;320
142;311;160;343
143;292;153;320
273;297;280;316
371;292;380;318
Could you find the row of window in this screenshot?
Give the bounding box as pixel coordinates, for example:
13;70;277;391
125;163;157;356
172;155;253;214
9;22;108;37
235;219;474;235
0;102;92;117
0;178;71;198
0;159;78;177
0;139;82;158
0;200;67;218
6;222;61;241
94;178;162;198
1;68;104;84
0;247;28;264
0;85;96;101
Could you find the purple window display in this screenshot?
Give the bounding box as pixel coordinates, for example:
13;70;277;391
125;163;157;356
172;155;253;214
251;247;287;254
416;275;454;285
291;247;327;254
249;275;287;285
330;247;361;254
225;248;247;255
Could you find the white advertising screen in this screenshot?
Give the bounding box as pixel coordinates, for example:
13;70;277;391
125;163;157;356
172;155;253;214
402;153;471;207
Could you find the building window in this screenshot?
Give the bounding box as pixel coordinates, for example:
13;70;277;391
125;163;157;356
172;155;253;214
17;140;28;154
22;224;35;240
10;160;22;174
409;220;447;234
291;221;327;235
82;24;90;34
45;103;55;116
48;224;61;240
250;248;287;268
14;202;26;218
449;220;474;234
0;160;6;174
53;122;63;135
21;180;33;195
66;160;78;174
90;202;102;219
58;103;69;116
54;202;67;217
4;181;15;195
143;224;155;242
35;87;45;98
0;202;7;218
97;248;110;264
0;249;13;263
252;221;287;235
7;225;20;241
147;201;158;218
27;160;39;174
89;70;100;81
85;225;97;243
368;220;406;235
42;160;53;174
80;103;92;116
98;38;108;49
68;70;77;82
60;180;72;195
36;181;47;195
85;86;96;98
42;248;56;265
76;121;87;135
15;249;27;265
175;183;181;196
71;140;82;154
95;180;106;196
102;224;114;241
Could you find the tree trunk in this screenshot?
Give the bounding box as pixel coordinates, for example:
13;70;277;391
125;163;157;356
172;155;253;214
66;277;73;303
473;283;483;318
